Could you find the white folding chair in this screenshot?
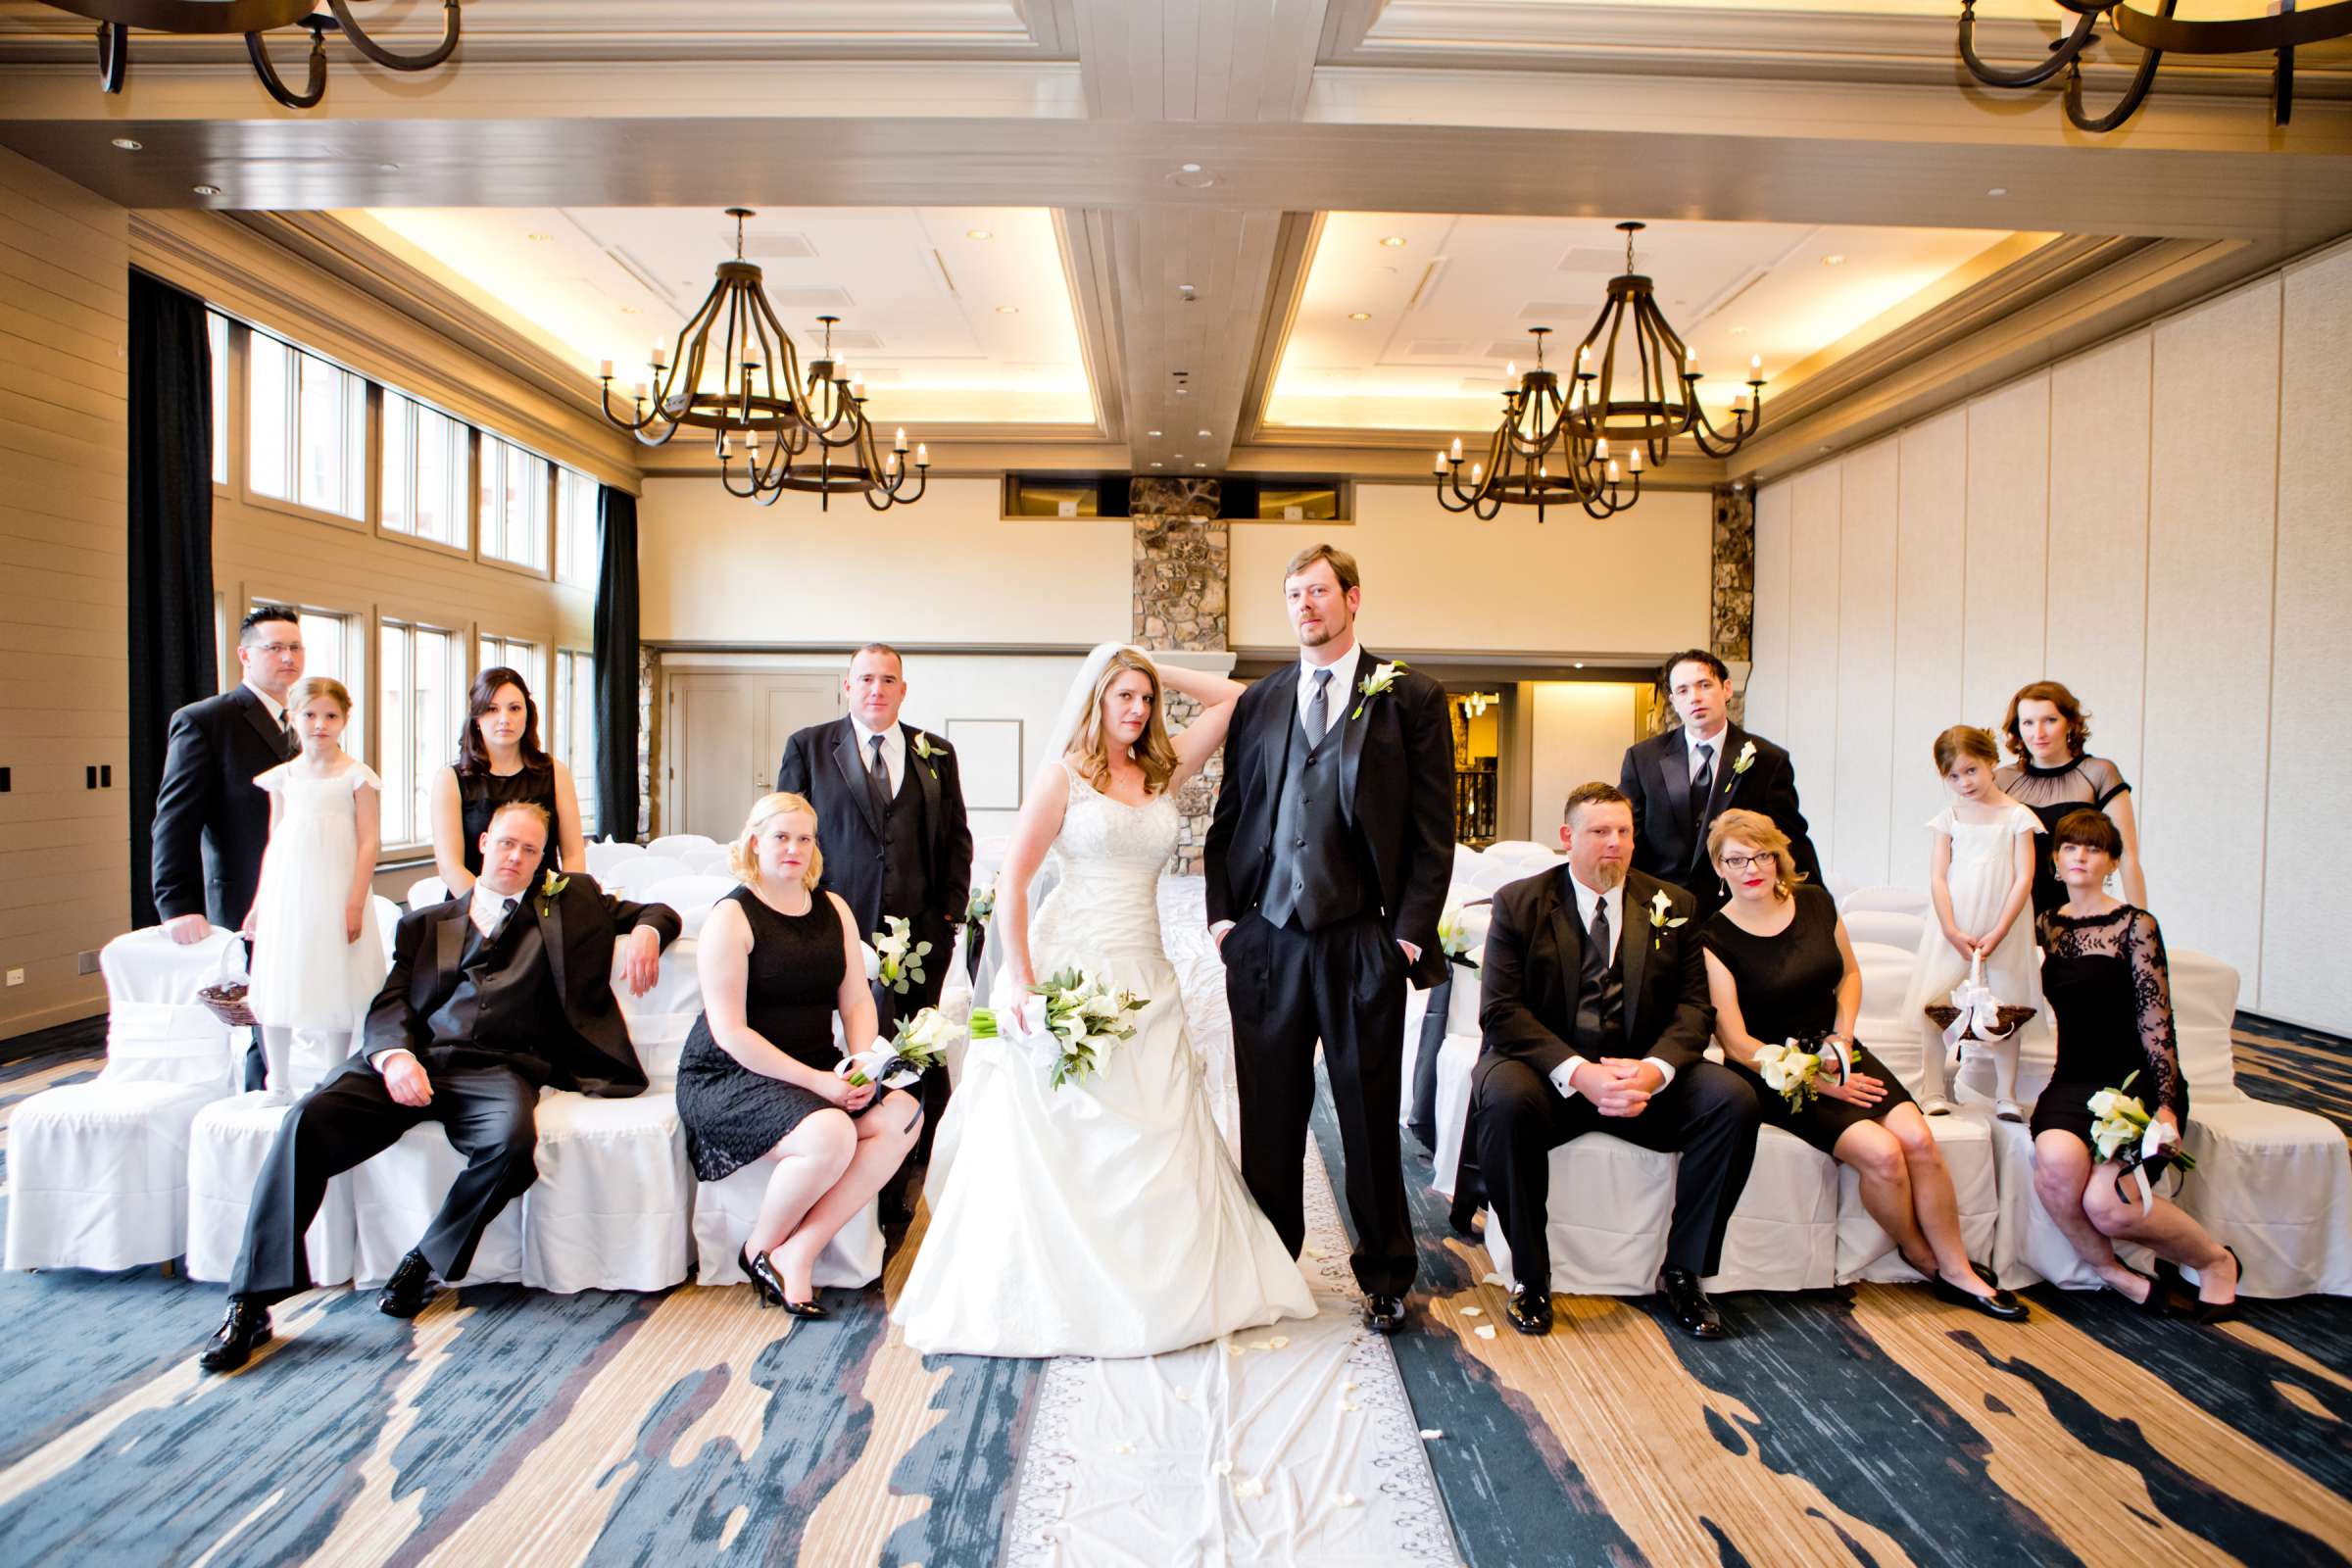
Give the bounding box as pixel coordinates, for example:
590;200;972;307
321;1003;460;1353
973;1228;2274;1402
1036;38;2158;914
640;874;738;939
607;855;691;901
584;840;645;879
406;873;452;910
647;834;717;859
1839;885;1931;919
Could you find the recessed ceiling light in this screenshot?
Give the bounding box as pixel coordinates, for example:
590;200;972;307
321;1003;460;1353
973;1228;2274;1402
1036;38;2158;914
1818;444;1833;454
1151;461;1163;467
1822;254;1846;267
1379;235;1406;248
1174;453;1186;460
1179;283;1196;292
1180;163;1202;173
1729;325;1749;336
619;306;642;315
1176;387;1189;396
1148;429;1162;437
1574;662;1586;669
526;232;552;242
966;228;993;240
1986;186;2008;197
1195;462;1207;468
378;162;401;172
1348;312;1371;321
110;137;141;151
995;305;1020;314
192;184;221;197
1198;429;1211;437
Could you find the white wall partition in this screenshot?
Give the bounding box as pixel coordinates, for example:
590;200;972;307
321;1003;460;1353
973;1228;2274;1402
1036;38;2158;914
1750;241;2352;1030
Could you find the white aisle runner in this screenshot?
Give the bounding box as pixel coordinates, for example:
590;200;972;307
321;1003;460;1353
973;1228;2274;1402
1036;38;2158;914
995;881;1458;1568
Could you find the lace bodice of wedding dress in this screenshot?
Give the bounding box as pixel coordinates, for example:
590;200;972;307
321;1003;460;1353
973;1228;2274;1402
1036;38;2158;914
1028;760;1179;971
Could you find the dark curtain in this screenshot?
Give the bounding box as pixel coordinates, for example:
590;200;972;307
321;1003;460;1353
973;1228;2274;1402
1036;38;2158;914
593;484;642;843
127;271;219;927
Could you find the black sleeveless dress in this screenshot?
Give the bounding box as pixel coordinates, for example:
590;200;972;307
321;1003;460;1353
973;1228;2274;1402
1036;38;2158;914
1701;884;1915;1154
675;885;856;1183
455;763;562;884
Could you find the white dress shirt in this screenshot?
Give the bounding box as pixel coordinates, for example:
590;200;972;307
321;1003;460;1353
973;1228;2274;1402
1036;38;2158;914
1683;720;1728;789
246;681;289;743
1297;641;1365;740
1547;870;1679;1102
469;881;522;941
851;716;906;797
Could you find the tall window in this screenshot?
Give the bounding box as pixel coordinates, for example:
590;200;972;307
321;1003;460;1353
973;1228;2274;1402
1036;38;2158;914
554;648;599;834
477;634;544;706
556;467;600;587
379;619;463;848
256;602;366;763
208;313;229;486
480;435;549;570
249;332;366;520
381;391;469;548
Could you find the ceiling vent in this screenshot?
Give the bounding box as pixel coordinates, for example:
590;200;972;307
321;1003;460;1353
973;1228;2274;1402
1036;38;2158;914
817;326;883;351
1555;246;1623;274
742;231;817;260
765;285;855;311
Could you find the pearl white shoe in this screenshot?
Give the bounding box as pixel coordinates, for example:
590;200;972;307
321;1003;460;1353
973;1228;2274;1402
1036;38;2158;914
1994;1099;2025;1124
1922;1095;1954;1116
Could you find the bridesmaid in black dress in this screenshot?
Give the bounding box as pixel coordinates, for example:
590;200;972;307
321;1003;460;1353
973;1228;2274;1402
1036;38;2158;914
1994;680;2146;921
429;666;587;896
2028;808;2239;1322
1700;808;2023;1319
676;792;921;1316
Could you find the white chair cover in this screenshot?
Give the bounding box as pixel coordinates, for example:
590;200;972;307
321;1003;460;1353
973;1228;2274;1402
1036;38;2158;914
347;1123;525;1287
693;1165;884;1291
1842;908;1925;953
1836;1110;1998;1283
679;845;731;877
185;1092;359;1286
1428;1035;1481;1198
1839;885;1931;918
1482;839;1561;864
583;840;645;878
4;927;241;1271
612;937;703;1091
522;1091;694;1294
1709;1128;1842;1294
608;856;691;900
371;894;403;962
647;833;717;858
406;873;452;910
640;874;738;938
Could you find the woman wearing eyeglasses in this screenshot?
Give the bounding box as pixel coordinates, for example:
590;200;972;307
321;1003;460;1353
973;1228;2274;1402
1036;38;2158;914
1698;808;2024;1319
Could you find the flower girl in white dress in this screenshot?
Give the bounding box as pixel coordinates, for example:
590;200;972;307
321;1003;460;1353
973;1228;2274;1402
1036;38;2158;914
894;646;1315;1358
246;676;387;1099
1903;724;2046;1121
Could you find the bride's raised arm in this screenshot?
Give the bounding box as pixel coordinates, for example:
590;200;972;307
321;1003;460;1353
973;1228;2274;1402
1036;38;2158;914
992;757;1074;996
1155;656;1248;792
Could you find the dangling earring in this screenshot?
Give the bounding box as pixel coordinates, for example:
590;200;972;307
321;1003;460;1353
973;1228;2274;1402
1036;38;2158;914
1720;879;1731;898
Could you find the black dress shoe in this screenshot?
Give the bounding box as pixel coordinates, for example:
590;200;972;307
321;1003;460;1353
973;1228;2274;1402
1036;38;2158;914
1933;1270;2030;1321
199;1298;272;1372
1363;1294;1407;1335
377;1250;437;1318
1504;1286;1553;1336
1657;1268;1727;1340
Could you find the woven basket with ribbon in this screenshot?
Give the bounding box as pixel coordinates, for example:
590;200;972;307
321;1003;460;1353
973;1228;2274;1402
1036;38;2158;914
195;936;259;1029
1923;951;2034;1046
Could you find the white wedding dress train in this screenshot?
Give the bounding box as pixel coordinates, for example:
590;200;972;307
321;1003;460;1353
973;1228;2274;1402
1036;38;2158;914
894;760;1316;1358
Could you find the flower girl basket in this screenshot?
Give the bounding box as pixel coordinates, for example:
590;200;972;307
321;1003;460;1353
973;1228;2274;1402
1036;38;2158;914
195;937;259;1030
1923;952;2035;1049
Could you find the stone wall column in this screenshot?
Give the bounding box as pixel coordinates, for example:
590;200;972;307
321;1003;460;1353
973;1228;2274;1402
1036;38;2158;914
1710;481;1755;727
1129;478;1229;873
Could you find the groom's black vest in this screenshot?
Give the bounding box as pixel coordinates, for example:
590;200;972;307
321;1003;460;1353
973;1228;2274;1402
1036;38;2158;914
877;762;933;924
1261;707;1366;931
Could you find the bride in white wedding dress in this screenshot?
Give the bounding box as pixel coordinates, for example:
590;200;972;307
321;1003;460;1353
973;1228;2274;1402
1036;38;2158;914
893;645;1316;1358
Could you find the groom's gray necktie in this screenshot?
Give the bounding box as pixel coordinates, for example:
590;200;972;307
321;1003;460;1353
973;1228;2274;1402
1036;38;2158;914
866;732;892;819
1304;666;1332;743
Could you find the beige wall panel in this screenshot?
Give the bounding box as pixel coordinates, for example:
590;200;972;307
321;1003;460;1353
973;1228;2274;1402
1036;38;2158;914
2260;247;2352;1031
0;146;124;1036
1960;370;2050;730
1888;407;1969;893
1746;480;1791;742
2042;330;2153;786
1833;437;1900;888
639;477;1133;648
1231;485;1713;658
1529;681;1647;840
1781;465;1843;852
2144;279;2279;995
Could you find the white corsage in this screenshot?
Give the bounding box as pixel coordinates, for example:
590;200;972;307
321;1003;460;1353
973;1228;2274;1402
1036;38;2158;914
911;731;948;781
1752;1039;1823;1109
871;913;932;995
1350;660;1407;720
1645;887;1688;951
536;868;569;917
1730;738;1758;778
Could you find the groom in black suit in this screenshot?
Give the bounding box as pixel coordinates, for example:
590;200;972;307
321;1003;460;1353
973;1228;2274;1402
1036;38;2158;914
1207;544;1454;1334
199;802;678;1372
1619;648;1819;919
1471;782;1759;1340
775;643;973;1200
150;604;305;940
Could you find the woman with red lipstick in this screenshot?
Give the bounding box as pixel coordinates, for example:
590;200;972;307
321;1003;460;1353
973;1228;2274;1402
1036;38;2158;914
431;666;587;896
1700;808;2023;1318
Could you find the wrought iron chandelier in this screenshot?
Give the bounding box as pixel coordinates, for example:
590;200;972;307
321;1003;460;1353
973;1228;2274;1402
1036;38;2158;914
598;210;927;513
1959;0;2352;132
1437;222;1765;522
45;1;462;109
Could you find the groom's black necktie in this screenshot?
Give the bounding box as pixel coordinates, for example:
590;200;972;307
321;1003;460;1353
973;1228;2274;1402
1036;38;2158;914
866;733;893;820
1575;898;1623;1050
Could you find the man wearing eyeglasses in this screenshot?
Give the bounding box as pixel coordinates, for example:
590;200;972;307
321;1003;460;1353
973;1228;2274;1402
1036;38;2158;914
151;604;306;949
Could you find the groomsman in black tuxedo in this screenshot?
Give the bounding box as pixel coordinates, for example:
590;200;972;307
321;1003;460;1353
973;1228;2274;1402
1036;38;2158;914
1471;782;1759;1340
150;604;306;941
1207;544;1455;1335
1619;648;1819;918
200;802;678;1372
775;643;973;1205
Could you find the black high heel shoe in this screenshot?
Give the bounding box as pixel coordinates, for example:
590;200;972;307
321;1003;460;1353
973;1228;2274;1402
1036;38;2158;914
739;1245;786;1308
2193;1246;2244;1326
2108;1263;2169;1317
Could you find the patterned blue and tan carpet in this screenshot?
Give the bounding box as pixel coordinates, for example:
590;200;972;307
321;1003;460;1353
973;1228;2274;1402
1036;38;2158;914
0;1014;2346;1566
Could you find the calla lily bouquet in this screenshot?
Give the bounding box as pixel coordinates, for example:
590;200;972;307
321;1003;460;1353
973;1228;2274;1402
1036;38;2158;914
1752;1038;1823;1109
2087;1070;2194;1210
962;882;996;928
1437;903;1480;969
838;1004;956;1090
872;914;932;995
970;967;1147;1090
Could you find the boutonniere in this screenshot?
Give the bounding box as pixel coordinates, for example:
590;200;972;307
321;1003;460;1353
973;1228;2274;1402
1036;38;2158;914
1729;739;1758;780
537;869;569;917
1646;887;1688;950
910;731;947;781
1350;660;1408;721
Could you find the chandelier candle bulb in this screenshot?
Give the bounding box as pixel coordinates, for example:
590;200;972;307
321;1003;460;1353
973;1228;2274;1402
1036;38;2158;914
1505;361;1517;379
1629;447;1643;471
1734;389;1752;412
895;428;908;452
1750;354;1763;379
1606;459;1621;483
916;443;929;466
1434;451;1447;474
1449;437;1464;463
599;360;613;380
1470;462;1483;484
886;451;900;474
651;344;668;368
1594;437;1610;462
